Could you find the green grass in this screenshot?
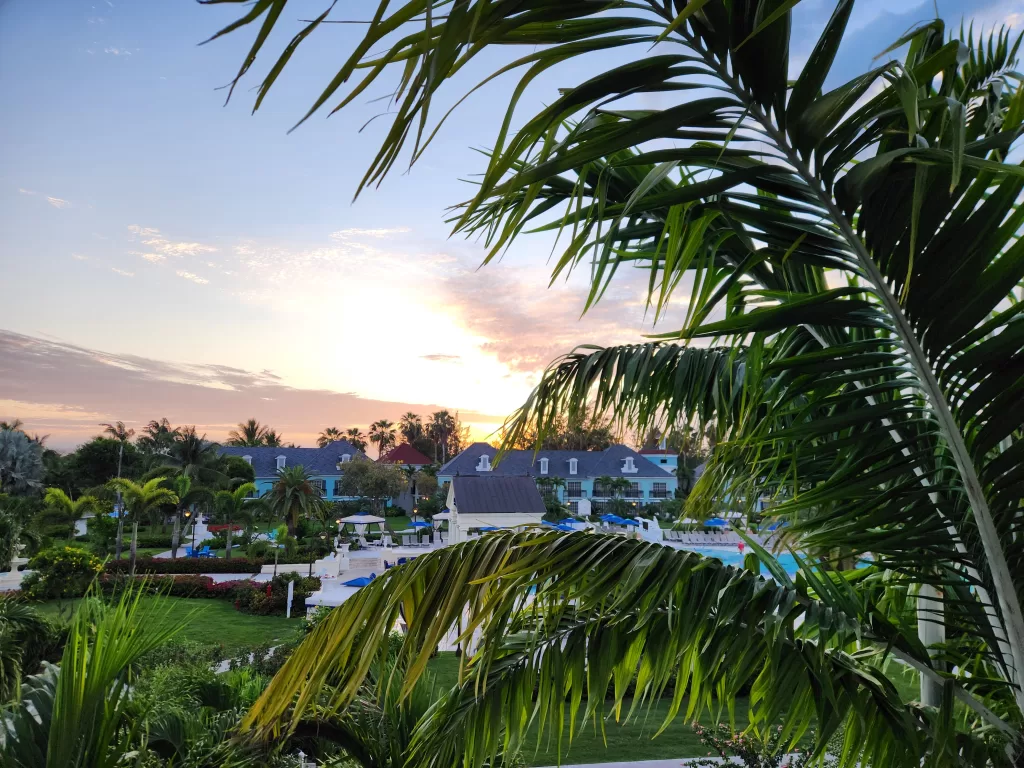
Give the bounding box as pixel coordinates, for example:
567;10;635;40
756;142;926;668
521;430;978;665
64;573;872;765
35;596;304;653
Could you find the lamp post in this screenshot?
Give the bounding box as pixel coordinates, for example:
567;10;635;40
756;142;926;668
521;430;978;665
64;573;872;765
184;510;194;553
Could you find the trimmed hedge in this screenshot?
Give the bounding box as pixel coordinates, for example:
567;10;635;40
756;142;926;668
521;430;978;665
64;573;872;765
97;573;321;616
106;557;262;575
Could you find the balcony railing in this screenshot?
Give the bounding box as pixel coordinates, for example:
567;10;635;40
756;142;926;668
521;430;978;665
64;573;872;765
650;490;670;499
625;489;643;498
566;489;586;499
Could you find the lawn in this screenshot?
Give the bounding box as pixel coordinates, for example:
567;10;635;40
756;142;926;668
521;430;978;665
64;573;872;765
35;596;305;653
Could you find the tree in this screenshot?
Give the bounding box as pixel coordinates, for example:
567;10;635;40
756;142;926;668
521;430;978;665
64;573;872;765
107;478;178;554
165;426;226;486
399;412;423;444
337;459;407;516
426;410;456;464
213;483;257;560
344;428;368;453
136;417;179;456
0;599;48;703
0;495;40;571
0;429;44;495
506;413;617;451
169;475;214;559
317;427;343;448
263;428;284;448
266;466;323;535
368;420;396;458
211;4;1024;762
42;489;98;540
227;419;269;447
99;421;135;444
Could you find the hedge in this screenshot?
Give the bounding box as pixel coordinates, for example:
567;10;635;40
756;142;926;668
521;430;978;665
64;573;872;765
106;557;262;575
97;574;321;615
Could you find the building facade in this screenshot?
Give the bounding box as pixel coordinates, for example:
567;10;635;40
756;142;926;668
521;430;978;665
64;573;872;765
218;439;367;500
437;442;677;514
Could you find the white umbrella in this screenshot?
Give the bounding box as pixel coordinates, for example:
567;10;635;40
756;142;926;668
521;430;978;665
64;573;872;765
432;511;452;520
337;514;386;524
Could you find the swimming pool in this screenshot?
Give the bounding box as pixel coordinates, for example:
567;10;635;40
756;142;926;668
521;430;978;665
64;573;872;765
684;546;801;577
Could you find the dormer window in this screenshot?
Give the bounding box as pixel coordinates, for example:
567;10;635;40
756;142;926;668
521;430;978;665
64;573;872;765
622;457;637;473
476;454;492;472
539;457;549;475
276;455;286;470
568;458;578;475
243;455;252;465
341;453;351;463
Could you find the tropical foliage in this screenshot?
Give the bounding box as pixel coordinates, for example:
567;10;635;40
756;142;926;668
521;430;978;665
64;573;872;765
207;0;1024;763
227;419;271;447
265;466;324;535
0;430;44;495
213;483;258;560
317;426;343;448
368;420;397;458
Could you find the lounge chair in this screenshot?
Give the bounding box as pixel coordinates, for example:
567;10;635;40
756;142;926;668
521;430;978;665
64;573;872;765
382;534;394;548
397;557;408;566
184;546;197;558
198;545;213;558
384;560;392;569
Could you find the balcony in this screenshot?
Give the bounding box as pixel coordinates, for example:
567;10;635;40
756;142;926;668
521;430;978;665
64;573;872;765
566;488;587;499
650;490;670;499
625;489;644;499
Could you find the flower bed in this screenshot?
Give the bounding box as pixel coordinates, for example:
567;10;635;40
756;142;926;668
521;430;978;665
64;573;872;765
105;557;262;575
207;524;242;533
97;573;321;616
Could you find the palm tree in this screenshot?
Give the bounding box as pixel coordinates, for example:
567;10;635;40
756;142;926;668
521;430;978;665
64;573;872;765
262;428;284;448
227;418;268;447
317;427;343;448
165;426;225;485
107;477;178;554
211;4;1024;762
344;428;368;453
0;599;48;702
399;412;423;444
368;420;396;458
0;419;24;432
0;429;44;494
213;483;257;560
169;475;214;559
426;410;456;463
42;489;98;540
265;466;323;535
99;421;135;444
137;417;179;456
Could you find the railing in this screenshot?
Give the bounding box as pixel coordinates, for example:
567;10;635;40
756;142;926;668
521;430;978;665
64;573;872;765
650;490;670;499
625;489;643;498
566;489;586;499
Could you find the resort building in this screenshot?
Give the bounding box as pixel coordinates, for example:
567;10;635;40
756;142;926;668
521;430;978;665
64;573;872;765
437;442;678;514
638;448;678;475
445;476;546;543
218;440;367;500
377;443;434;513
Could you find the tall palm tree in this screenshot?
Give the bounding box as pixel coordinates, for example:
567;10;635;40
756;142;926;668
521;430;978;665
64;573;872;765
0;429;44;494
42;489;98;540
399;412;423;444
169;475;214;559
226;419;268;447
213;483;257;561
265;466;323;535
165;427;225;485
344;428;368;453
262;429;284;448
99;421;135;444
107;478;178;550
137;418;179;456
317;427;343;448
368;420;397;458
426;410;456;463
211;3;1024;763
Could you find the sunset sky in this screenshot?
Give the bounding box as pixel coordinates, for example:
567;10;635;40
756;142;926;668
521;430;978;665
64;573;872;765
1;0;1018;451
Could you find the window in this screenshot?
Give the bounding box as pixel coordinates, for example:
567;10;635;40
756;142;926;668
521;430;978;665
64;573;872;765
568;458;578;475
245;486;257;499
341;454;351;463
567;481;582;498
243;455;252;465
539;457;549;475
569;501;579;514
653;482;668;499
626;481;641;498
333;480;343;497
276;455;286;470
476;454;491;472
311;479;326;496
594;481;609;497
660;458;668;464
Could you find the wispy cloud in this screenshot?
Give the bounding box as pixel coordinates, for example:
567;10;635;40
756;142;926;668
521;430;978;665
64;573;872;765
46;197;70;209
420;354;462;363
132;251;165;264
127;225;159;236
72;253;88;262
144;237;217;257
176;270;209;285
111;267;134;278
18;188;35;196
330;227;411;240
104;47;132;56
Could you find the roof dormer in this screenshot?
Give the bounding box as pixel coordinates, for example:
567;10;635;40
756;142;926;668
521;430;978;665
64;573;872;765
539;457;549;475
276;455;286;470
622;456;638;474
476;454;492;472
337;453;351;469
568;458;578;475
243;455;252;465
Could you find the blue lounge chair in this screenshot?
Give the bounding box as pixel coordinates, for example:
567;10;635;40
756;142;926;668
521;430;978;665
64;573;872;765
397;557;407;566
384;561;392;569
184;546;197;558
198;545;213;558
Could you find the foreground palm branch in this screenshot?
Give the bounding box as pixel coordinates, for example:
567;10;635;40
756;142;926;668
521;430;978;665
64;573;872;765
208;0;1024;761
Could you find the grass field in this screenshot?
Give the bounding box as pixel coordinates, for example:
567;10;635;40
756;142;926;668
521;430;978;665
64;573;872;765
35;596;305;653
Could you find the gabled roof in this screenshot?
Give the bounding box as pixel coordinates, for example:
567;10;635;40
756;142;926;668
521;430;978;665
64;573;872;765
438;442;675;479
452;476;546;515
218;440;366;478
377;443;433;466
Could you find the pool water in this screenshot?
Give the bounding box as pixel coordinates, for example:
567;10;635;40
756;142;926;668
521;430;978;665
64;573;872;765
685;546;801;577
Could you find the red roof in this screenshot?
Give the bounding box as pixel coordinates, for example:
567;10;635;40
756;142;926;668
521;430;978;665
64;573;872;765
377;443;433;466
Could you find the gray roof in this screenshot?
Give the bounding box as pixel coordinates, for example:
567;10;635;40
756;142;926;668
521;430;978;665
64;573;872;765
452;476;546;515
439;443;675;480
218;440;366;478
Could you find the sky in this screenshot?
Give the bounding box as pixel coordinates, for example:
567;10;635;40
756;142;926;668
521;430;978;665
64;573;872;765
0;0;1018;451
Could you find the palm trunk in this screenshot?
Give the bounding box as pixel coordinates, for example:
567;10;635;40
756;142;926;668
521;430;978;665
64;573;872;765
170;511;182;558
225;519;233;560
129;522;138;577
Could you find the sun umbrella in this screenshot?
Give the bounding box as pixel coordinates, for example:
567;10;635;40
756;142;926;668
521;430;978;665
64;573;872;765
559;518;579;525
542;521;574;532
410;521;431;528
704;517;728;527
479;526;500;532
766;521;786;531
337;514;386;524
621;518;640;526
432;511;452;520
342;576;374;587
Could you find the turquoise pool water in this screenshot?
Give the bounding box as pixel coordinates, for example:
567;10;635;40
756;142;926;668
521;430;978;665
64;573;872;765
685;545;801;577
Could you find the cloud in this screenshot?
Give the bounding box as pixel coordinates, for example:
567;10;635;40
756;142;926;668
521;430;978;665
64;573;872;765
330;227;411;240
72;253;88;261
46;197;70;209
18;188;35;196
127;225;160;236
111;267;134;277
0;330;506;451
104;47;131;56
175;270;209;285
144;237;217;257
420;354;462;363
131;251;165;264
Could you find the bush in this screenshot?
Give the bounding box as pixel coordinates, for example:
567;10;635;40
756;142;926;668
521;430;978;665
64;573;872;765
207;524;242;533
105;557;262;575
247;540;271;560
232;574;320;616
23;546;104;599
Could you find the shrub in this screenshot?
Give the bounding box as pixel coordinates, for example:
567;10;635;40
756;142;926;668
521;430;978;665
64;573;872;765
23;546;104;599
689;723;836;768
247;540;271;560
207;524;242;533
105;557;262;575
232;574;320;616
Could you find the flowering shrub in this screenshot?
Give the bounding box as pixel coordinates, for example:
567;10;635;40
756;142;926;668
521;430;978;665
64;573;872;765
22;546;104;599
689;723;837;768
207;524;242;533
232;575;320;616
105;557;262;575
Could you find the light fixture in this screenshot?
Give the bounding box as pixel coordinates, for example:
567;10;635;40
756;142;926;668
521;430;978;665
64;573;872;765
184;510;192;518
